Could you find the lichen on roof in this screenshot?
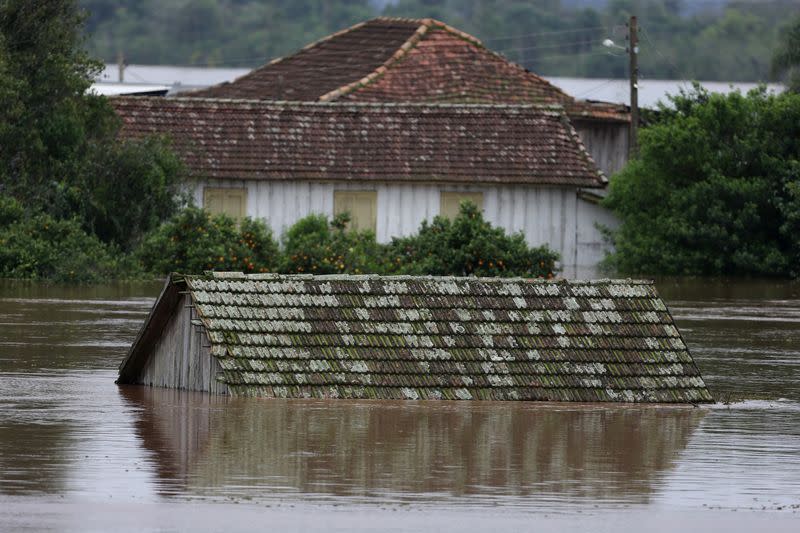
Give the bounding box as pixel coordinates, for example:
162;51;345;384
164;272;713;403
111;98;606;187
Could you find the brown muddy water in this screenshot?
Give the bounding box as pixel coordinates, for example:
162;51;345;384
0;279;799;532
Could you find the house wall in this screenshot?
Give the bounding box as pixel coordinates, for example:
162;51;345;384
573;120;629;177
138;294;228;394
575;197;619;279
192;180;616;278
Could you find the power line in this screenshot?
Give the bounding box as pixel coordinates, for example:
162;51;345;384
639;26;689;83
573;78;624;99
128;36;614;72
201;34;614;67
483;25;612;42
116;48;622;88
496;39;604;54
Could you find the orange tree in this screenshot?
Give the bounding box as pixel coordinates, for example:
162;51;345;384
383;202;558;278
279;213;384;275
136;207;279;274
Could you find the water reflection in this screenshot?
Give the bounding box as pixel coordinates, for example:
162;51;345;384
121;386;704;506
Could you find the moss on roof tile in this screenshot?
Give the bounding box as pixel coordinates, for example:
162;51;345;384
131;273;713;403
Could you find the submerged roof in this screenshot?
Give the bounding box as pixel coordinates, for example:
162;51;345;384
185;17;628;122
119;273;712;403
112;97;606;187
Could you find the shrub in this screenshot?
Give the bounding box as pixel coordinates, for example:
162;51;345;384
384;202;558;278
279;212;385;274
0;196;126;282
136;206;279;275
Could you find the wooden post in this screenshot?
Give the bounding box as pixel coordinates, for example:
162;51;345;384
628;16;639;158
117;51;125;83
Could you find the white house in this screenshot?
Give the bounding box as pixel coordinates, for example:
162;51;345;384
113;97;614;278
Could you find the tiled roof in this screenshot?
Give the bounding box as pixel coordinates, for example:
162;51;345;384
187;18;421;101
121;273;713;403
112;97;606;188
185;17;629;123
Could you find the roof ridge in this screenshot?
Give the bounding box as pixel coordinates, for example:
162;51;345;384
318;18;430;102
321;17;577;105
111;95;569;112
196;272;654;285
180;19;374;98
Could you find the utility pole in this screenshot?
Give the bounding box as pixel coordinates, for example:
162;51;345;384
117;51;126;83
628;16;639;158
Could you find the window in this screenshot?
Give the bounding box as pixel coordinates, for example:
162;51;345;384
203;187;247;219
333;191;377;232
440;191;484;219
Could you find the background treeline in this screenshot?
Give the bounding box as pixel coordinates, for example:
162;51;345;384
81;0;797;82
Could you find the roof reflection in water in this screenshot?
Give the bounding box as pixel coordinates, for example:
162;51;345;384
120;386;704;507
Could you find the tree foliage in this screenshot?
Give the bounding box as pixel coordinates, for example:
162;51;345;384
134;203;559;279
603;87;800;277
80;0;792;82
385;202;558;278
68;136;187;250
0;0;185;251
0;195;130;282
0;0;103;200
279;213;384;275
137;207;280;275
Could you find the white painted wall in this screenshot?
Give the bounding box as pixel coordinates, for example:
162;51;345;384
191;180;616;279
576;197;618;279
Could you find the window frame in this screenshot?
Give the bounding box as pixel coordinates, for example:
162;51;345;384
333;190;378;232
203;187;248;220
439;191;484;219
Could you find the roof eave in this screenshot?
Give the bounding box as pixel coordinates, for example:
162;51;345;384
117;275;185;384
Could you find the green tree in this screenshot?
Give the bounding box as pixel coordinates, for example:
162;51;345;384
0;0;185;251
384;202;558;278
0;195;129;283
69;136;187;250
137;207;280;275
279;212;384;275
603;87;800;277
0;0;103;202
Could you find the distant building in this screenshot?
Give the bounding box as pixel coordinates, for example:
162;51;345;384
117;271;713;404
547;77;785;109
90;82;169;97
113;97;614;278
96;64;249;94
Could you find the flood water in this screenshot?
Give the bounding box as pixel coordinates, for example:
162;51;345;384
1;279;799;531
